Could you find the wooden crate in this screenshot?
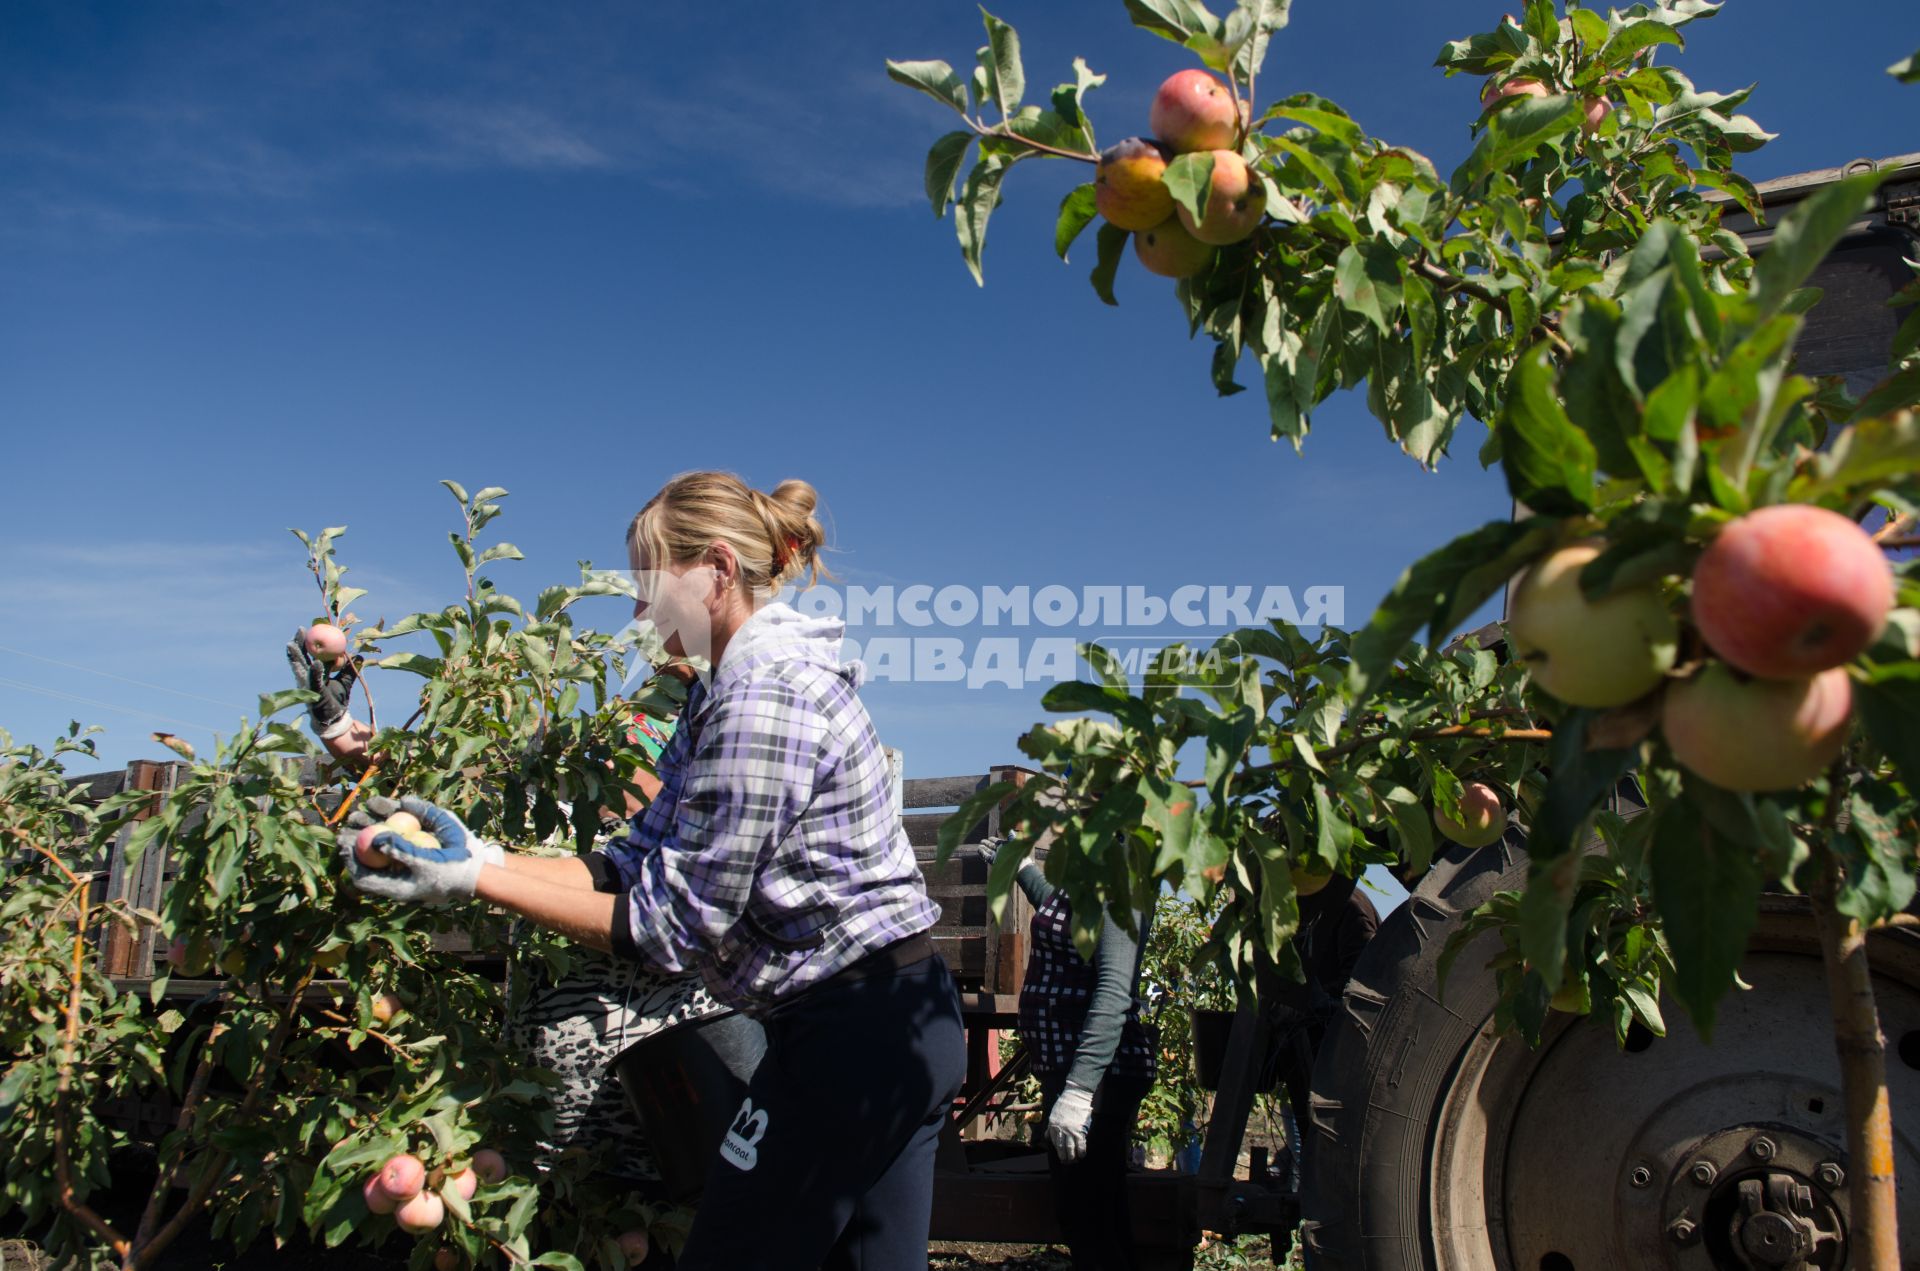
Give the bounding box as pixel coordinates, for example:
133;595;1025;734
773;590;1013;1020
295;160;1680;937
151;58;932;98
903;765;1038;998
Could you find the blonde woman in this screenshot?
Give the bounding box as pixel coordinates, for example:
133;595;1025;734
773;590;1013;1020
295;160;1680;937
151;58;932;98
340;473;965;1270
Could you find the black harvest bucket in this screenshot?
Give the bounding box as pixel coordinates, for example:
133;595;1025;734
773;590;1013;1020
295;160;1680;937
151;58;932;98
612;1009;767;1199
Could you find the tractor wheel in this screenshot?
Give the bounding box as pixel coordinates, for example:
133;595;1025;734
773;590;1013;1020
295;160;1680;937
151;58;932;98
1297;828;1920;1270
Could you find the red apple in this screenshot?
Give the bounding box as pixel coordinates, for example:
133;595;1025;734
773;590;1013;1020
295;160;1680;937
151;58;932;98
433;1250;460;1271
1133;215;1214;278
363;1175;398;1216
1581;96;1613;134
166;935;212;977
1150;69;1241;153
1481;77;1551;110
470;1149;508;1185
355;824;392;869
448;1167;478;1201
1176;150;1267;245
306;622;348;663
1095;137;1174;231
617;1229;651;1266
1661;663;1853;792
1508;542;1679;707
1434;781;1507;848
380;1153;425;1201
394;1189;445;1234
1690;504;1894;680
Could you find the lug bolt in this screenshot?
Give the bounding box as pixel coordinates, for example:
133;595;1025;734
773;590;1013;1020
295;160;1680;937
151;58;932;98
1630;1166;1653;1188
1690;1161;1717;1187
1669;1217;1697;1244
1750;1136;1777;1161
1816;1162;1844;1189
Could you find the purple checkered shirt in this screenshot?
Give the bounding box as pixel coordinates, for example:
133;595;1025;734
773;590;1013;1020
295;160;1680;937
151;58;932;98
592;602;941;1014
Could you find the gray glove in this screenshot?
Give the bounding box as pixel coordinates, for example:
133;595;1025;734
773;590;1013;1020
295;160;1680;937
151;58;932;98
287;631;359;741
971;836;1005;867
335;796;504;905
1047;1083;1095;1163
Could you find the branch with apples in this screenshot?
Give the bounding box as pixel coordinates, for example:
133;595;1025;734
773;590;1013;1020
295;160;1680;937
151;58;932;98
897;2;1919;1264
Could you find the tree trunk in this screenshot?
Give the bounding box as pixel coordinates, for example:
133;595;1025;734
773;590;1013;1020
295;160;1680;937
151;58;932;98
1809;852;1901;1269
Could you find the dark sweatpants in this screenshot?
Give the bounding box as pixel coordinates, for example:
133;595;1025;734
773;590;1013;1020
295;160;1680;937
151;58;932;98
676;954;967;1271
1039;1072;1153;1271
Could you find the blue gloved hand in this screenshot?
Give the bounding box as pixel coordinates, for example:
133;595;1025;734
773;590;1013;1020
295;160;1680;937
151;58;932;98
338;796;504;905
1047;1082;1095;1164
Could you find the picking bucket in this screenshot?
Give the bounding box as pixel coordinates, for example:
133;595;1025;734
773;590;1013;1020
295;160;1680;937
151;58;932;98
612;1009;767;1199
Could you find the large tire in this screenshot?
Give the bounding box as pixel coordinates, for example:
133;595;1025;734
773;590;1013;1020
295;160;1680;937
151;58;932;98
1297;828;1920;1271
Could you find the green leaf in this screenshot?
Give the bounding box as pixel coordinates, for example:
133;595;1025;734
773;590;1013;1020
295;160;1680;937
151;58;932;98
1453;94;1584;190
1518;855;1576;990
924;131;973;219
1123;0;1224;44
1052;57;1108;140
1090;223;1128;306
1347;516;1557;702
1596;19;1684;69
1231;0;1292;80
956;155;1020;285
474;543;523;567
1333;239;1403;334
980;9;1025;116
1567;8;1609;55
1857;666;1920;792
1749;170;1883;322
886;59;969;115
1790;407;1920;503
440;479;469;505
1892;50;1920;83
1054;183;1099;261
1650;786;1762;1040
1530;710;1639;860
1499;344;1598;515
1162;151;1217;232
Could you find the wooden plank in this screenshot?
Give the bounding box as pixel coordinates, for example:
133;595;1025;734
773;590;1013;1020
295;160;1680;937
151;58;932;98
99;761;173;977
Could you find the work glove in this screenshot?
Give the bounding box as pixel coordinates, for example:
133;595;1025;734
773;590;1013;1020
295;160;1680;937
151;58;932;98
1047;1083;1095;1165
287;631;360;741
336;796;504;905
970;836;1004;868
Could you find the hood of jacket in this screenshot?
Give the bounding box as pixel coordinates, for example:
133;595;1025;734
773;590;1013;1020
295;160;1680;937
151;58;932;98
704;599;864;694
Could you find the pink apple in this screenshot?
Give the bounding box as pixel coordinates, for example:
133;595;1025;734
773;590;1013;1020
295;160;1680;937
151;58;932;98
394;1189;445;1234
1481;77;1550;110
363;1175;397;1216
1150;69;1241;153
1434;781;1507;848
355;824;391;869
379;1153;424;1202
1133;215;1214;278
306;622;348;663
1661;663;1854;792
1175;150;1267;245
617;1230;651;1266
1690;504;1894;679
448;1167;478;1201
1581;96;1613;134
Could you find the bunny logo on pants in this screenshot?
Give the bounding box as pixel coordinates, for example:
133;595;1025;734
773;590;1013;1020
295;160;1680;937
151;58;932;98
721;1098;769;1171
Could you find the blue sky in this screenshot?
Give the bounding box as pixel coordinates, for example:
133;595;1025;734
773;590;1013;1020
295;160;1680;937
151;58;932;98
2;0;1914;799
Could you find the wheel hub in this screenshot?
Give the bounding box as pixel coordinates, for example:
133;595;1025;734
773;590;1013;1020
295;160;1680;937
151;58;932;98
1654;1126;1847;1270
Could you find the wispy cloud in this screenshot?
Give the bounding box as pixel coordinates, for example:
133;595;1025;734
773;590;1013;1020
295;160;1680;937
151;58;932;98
0;5;930;243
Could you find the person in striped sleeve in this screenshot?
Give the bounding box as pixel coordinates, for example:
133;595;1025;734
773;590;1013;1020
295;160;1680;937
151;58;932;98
341;471;965;1270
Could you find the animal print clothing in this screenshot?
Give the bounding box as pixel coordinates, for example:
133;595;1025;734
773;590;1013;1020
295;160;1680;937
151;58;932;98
505;933;727;1181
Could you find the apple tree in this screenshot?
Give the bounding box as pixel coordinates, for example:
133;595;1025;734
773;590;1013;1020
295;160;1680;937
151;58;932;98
1;485;687;1270
904;3;1920;1265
